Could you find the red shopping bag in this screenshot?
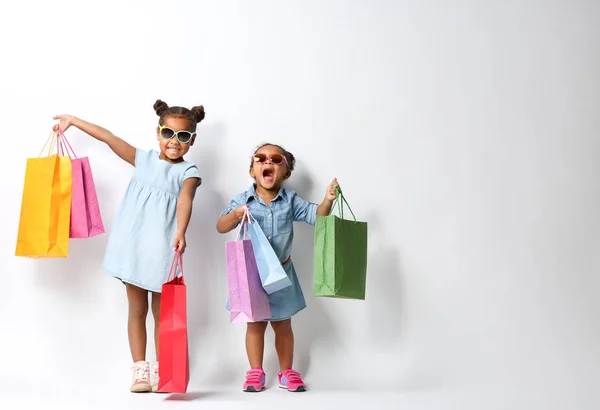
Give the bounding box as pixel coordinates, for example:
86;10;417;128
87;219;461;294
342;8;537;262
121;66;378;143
157;252;189;393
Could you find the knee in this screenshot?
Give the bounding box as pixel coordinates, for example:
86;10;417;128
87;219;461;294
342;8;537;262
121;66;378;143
247;322;268;335
128;301;149;319
271;320;293;336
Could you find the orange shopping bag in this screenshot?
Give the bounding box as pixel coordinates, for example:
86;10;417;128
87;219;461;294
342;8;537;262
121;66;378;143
15;132;72;258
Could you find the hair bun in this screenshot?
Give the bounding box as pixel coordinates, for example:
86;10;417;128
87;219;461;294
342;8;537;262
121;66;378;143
191;105;205;123
153;99;169;116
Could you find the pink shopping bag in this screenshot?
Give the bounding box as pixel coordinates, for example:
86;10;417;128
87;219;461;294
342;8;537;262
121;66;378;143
58;128;105;238
226;208;272;323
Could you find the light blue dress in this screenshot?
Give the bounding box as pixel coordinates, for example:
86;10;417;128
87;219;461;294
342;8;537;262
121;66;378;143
102;149;201;292
221;184;318;321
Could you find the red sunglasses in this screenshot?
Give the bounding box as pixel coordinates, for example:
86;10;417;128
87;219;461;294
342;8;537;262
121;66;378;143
252;153;288;166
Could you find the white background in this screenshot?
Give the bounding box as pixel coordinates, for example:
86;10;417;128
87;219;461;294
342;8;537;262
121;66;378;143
0;1;598;409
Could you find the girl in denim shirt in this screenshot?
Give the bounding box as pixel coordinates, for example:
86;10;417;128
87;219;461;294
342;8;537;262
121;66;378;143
217;143;339;393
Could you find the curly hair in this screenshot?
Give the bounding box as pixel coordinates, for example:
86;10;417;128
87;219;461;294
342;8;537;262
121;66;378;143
153;99;205;131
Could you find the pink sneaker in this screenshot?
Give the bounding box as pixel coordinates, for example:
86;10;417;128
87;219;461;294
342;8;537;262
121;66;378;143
130;361;152;393
243;367;266;392
278;368;307;392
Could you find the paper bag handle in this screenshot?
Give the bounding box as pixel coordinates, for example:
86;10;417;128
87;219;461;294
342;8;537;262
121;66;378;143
330;187;357;223
37;129;71;158
235;206;257;241
56;127;78;159
166;251;184;283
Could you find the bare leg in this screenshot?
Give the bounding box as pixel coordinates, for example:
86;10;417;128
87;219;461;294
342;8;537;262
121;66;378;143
270;319;294;372
246;321;269;369
151;292;161;360
126;284;149;362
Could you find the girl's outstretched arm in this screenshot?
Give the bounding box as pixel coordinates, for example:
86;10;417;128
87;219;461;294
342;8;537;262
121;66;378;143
173;177;200;254
53;115;136;166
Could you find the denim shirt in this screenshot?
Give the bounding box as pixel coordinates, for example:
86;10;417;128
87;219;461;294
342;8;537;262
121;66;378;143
222;184;318;263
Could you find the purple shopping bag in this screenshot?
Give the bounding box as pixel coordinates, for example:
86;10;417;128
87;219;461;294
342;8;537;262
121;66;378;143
58;129;105;238
226;208;271;323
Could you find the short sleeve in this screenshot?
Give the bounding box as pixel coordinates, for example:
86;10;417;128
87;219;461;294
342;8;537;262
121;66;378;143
292;193;318;225
182;164;202;187
220;194;245;217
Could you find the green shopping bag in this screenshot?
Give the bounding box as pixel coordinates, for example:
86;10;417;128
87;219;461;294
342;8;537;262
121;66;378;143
313;188;368;299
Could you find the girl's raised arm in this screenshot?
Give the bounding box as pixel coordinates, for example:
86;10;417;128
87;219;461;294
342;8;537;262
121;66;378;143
53;115;136;166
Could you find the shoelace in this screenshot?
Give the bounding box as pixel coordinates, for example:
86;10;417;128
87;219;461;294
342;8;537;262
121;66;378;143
282;369;303;383
246;368;264;383
133;364;150;382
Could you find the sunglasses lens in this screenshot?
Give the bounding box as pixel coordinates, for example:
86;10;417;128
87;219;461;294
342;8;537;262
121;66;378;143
160;127;174;139
254;153;267;163
270;154;285;164
178;132;193;143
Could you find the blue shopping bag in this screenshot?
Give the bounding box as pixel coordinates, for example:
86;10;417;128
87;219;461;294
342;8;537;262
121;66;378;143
247;212;292;295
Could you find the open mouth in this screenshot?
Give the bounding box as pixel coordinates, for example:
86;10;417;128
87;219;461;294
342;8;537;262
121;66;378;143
262;168;274;181
166;146;181;154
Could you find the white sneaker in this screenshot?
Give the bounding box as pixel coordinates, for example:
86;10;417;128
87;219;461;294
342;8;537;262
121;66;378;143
130;361;151;393
151;362;159;392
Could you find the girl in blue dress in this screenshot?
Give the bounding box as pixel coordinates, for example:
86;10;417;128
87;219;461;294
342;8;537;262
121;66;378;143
53;100;204;393
217;143;339;393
